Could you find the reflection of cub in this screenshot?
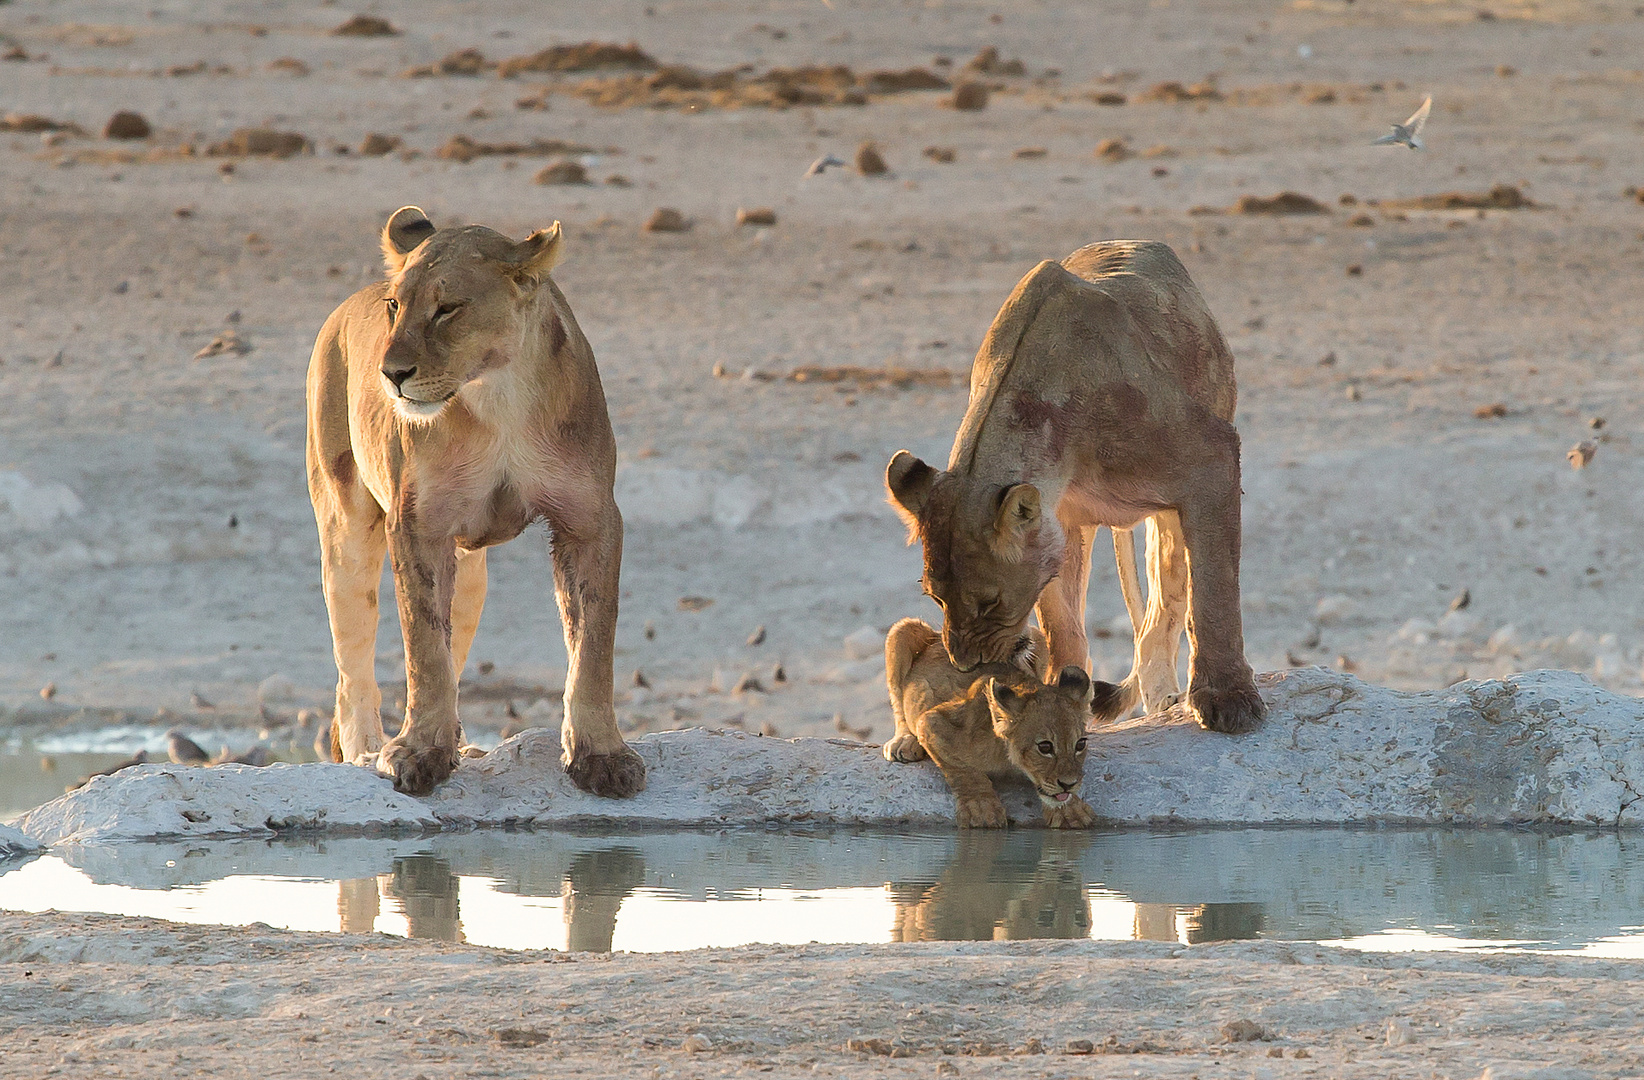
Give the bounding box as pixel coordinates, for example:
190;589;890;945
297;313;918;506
891;832;1093;942
884;617;1103;829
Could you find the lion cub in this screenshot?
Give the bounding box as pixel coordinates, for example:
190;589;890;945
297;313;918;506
885;618;1101;829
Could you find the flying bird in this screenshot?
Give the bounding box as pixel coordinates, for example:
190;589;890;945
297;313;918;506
1372;96;1431;149
805;153;847;176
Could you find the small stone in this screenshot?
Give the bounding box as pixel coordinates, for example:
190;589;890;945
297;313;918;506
1346;263;1363;276
1094;138;1131;163
332;14;399;36
682;1033;711;1053
535;160;590;185
677;595;713;611
935;1063;959;1076
1345;383;1361;401
759;721;780;737
1220;1019;1267;1043
1013;146;1047;158
1292;1048;1311;1058
1013;1037;1044;1055
1268;1046;1285;1057
923;145;956;163
359;132;402;156
842;626;883;660
951;82;988;110
644;620;656;640
632;669;650;689
103;111;151;140
1315;594;1354;624
39;682;56;701
1474;401;1509;419
771;662;786;683
1063;1039;1094;1055
732;673;764;695
644;207;690;233
1449;588;1472;612
854;142;888;176
1589;416;1606;430
735;207;777;227
746;625;766;646
845;1037;892;1055
1385;1017;1415;1046
1567;439;1597;469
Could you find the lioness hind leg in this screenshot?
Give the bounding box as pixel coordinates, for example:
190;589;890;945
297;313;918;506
1130;512;1189;715
315;485;389;765
883;618;939;763
450;546;488;681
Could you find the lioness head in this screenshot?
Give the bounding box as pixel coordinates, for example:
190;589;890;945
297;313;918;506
886;451;1064;671
377;206;565;419
986;666;1094;811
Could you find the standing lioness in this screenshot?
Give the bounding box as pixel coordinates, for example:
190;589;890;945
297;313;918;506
306;207;644;798
886;240;1263;740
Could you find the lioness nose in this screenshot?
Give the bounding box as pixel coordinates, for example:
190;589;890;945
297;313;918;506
381;363;417;390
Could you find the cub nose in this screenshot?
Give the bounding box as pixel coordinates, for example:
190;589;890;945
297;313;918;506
1058;779;1077;792
381;363;417;391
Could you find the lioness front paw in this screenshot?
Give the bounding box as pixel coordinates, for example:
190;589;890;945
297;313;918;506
883;732;929;764
955;793;1008;829
564;743;647;799
377;738;459;796
1189;681;1266;734
1043;795;1096;830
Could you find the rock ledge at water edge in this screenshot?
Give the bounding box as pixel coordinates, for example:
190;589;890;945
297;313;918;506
16;668;1644;844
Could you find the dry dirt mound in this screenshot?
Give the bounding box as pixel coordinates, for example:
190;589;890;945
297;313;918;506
434;135;597;163
518;62;950;112
1191;191;1330;215
498;41;658;77
1380;184;1536;210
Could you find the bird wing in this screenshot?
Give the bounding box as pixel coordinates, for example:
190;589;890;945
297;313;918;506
1405;96;1431;136
1370;132;1401;145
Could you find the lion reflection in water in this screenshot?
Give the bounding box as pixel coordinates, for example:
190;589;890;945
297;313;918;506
890;832;1093;943
335;849;646;951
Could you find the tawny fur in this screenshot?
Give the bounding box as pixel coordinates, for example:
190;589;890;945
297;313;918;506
885;240;1264;735
884;618;1098;829
306;206;644;798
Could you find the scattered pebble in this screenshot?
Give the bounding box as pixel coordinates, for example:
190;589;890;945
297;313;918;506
194;330;252;360
678;595;714;611
759;721;780;737
1449;588;1472;612
1568;440;1597;469
1013;146;1047;159
1091;91;1126;105
477;661;495;676
39;682;56;701
644;207;690;233
535;160;590;185
923;145;956;163
735;206;777;227
1013;1037;1044;1055
1094;138;1131;163
771;662;786;683
746;624;766;646
1474;402;1508;419
1345;384;1361;401
951;82;988;111
190;691;214;710
644;620;657;640
1346;264;1363;276
1220;1018;1268;1043
845;1037;892;1055
166;731;210;764
682;1033;712;1053
1590;416;1606;430
633;669;651;688
855;141;889;176
1385;1017;1415;1046
935;1062;959;1076
1232;191;1328;215
359;132;402;156
1063;1038;1094;1055
331;14;399;36
102;111;151;140
732;673;765;694
207;128;312;159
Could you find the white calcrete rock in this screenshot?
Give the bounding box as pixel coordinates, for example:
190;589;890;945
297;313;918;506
16;667;1644;844
0;823;42;858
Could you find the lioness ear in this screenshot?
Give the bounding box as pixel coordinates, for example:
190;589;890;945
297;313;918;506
1056;665;1091;696
886;451;938;541
381;206;435;275
990;483;1042;561
986;678;1022;715
506;221;565;283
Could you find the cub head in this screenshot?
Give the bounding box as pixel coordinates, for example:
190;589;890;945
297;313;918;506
886;450;1065;671
376;206;565;419
986;666;1095;812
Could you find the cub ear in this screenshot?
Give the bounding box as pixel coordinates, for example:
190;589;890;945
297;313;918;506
1056;666;1091;696
990;483;1041;561
507;221;565;283
381;206;436;274
885;451;938;539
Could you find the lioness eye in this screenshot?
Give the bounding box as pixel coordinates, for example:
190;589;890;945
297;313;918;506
1036;740;1054;756
1075;738;1088;753
434;302;462;322
384;297;399;318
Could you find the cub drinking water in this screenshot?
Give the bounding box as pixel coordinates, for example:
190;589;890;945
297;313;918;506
885;617;1103;829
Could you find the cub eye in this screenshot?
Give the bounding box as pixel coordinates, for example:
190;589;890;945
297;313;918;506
1074;738;1088;753
434;302;463;322
1036;740;1055;756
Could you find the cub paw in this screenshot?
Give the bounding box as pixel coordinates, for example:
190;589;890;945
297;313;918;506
564;743;647;799
377;738;458;797
1044;795;1096;830
883;732;928;763
1189;681;1266;734
955;794;1008;829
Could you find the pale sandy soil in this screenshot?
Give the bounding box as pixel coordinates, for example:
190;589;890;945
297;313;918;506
2;0;1643;754
0;910;1639;1079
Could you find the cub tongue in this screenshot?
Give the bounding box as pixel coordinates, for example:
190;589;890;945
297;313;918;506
1052;792;1071;802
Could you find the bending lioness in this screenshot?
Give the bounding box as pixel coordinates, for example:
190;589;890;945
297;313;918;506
306;207;644;798
886;617;1098;829
886;240;1264;742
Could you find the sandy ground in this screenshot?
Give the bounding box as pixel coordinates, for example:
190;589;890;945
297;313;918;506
2;0;1643;754
0;909;1639;1079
